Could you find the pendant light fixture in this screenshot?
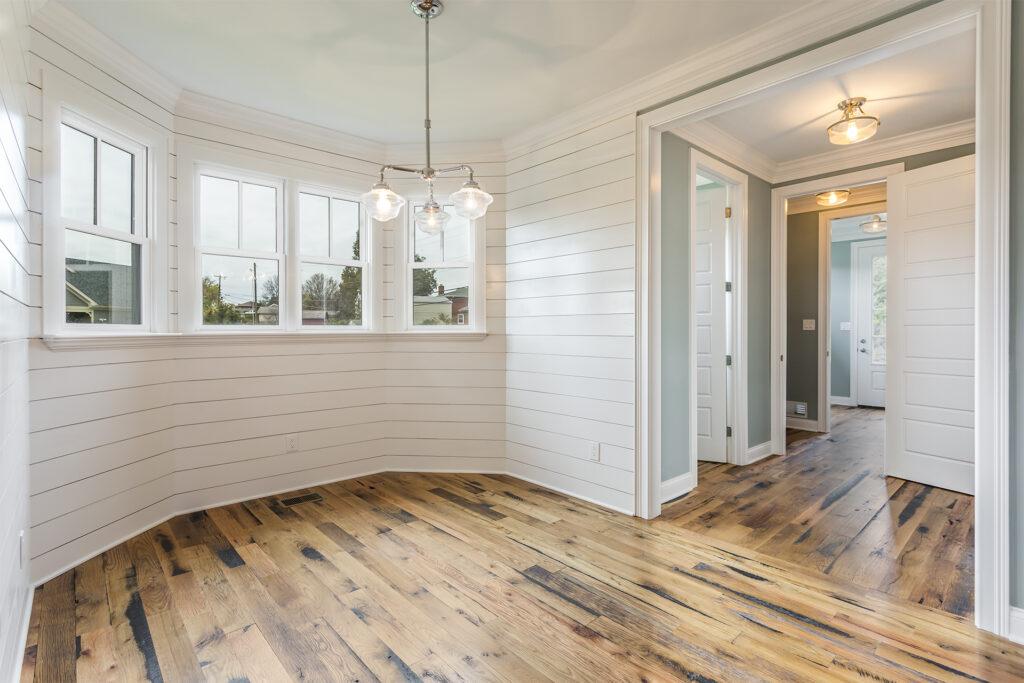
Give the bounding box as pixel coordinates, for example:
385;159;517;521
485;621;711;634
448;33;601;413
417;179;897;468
360;0;493;232
815;189;851;207
859;214;887;234
827;97;880;145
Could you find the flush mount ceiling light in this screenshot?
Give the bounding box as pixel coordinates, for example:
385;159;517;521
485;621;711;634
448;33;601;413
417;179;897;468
815;189;851;207
860;214;887;234
827;97;880;145
360;0;493;232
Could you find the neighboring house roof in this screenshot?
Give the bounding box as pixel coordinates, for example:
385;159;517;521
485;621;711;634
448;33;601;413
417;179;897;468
413;295;451;304
65;281;97;308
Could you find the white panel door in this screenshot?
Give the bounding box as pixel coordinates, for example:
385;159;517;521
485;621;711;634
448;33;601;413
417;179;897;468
854;241;886;407
694;184;727;463
886;155;974;494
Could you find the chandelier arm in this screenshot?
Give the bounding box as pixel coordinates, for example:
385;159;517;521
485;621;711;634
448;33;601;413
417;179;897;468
435;164;475;180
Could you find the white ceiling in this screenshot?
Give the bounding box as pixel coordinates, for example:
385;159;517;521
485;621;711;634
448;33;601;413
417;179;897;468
59;0;816;144
830;212;887;242
704;28;975;163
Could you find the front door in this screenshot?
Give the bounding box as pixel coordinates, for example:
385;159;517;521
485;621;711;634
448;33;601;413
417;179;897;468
854;241;886;407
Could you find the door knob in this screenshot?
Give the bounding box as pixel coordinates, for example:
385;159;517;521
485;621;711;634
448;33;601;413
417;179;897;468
859;348;868;353
859;338;866;343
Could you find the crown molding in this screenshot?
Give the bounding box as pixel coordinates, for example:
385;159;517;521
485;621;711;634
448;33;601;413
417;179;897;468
175;89;385;165
500;0;921;159
773;119;975;183
669;120;777;182
31;0;181;114
670;118;973;185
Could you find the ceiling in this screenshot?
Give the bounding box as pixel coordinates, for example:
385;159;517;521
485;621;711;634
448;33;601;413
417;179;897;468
59;0;816;144
703;28;975;163
830;212;887;242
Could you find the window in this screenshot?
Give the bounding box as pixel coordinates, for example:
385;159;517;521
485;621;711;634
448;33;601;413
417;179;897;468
297;190;366;327
408;204;475;328
58;115;146;326
196;170;283;327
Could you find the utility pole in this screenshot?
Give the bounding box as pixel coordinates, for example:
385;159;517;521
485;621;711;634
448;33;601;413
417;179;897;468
252;261;258;325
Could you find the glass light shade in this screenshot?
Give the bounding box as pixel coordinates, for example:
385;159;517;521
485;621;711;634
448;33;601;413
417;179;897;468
449;180;493;220
815;189;851;207
360;182;406;222
827;98;880;145
415;200;450;235
860;215;887;234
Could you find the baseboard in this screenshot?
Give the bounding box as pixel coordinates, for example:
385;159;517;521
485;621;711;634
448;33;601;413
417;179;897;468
744;441;773;465
786;417;821;431
660;471;695;503
830;395;856;407
12;587;33;683
30;457;634;587
1010;606;1024;645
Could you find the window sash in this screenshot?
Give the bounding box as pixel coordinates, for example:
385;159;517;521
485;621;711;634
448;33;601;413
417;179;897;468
195;165;285;330
405;202;478;331
59;110;149;330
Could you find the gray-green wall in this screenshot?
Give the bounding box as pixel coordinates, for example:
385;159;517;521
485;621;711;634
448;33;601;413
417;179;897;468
661;135;773;482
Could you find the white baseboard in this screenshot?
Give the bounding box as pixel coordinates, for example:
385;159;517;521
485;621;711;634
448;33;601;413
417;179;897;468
744;441;773;465
830;395;856;407
786;417;821;431
12;587;33;683
1010;606;1024;645
660;471;695;503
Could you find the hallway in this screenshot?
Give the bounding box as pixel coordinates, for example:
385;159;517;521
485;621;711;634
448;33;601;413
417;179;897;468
663;406;975;617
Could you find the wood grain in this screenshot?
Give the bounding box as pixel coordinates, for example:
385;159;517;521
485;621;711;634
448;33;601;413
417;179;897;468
24;469;1021;682
665;406;976;617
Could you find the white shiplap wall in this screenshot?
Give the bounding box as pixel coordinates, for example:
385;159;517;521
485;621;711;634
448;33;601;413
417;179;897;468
503;114;636;513
26;15;508;582
0;0;35;680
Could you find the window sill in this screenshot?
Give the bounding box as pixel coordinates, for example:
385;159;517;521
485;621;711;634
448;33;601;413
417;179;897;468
42;330;489;350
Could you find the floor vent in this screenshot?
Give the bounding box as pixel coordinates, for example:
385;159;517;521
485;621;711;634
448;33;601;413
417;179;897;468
280;492;323;507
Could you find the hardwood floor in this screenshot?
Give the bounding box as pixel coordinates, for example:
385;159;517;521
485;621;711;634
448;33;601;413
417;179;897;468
663;405;975;618
22;469;1022;682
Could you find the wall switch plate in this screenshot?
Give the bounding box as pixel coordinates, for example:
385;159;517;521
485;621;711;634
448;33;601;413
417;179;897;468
588;442;601;462
284;434;299;453
840;321;852;331
802;319;816;331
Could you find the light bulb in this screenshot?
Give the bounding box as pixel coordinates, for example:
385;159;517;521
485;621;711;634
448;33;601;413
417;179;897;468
450;180;494;220
360;181;406;222
846;122;859;142
415;201;450;235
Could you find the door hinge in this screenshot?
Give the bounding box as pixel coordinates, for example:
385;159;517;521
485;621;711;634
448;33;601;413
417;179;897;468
725;281;732;292
725;354;733;366
724;207;732;218
726;426;733;437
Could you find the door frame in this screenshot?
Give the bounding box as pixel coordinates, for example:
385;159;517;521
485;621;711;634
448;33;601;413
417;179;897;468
688;149;749;480
635;0;1012;639
812;200;890;429
849;235;887;408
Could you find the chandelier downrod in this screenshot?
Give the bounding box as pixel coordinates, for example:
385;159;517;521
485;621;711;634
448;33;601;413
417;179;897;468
361;0;494;230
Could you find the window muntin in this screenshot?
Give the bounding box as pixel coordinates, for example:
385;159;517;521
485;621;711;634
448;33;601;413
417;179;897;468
409;205;474;328
196;169;283;328
59;114;146;327
297;190;367;327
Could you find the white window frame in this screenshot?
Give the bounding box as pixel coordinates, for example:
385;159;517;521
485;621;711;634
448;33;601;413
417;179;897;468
191;164;286;331
399;199;486;332
42;68;168;336
290;184;372;331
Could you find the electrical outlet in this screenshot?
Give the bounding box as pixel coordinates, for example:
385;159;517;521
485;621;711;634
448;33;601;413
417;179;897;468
284;434;299;453
588;442;601;462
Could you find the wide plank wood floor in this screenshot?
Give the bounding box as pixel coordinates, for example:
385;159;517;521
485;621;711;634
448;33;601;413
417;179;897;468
663;405;975;618
22;470;1021;682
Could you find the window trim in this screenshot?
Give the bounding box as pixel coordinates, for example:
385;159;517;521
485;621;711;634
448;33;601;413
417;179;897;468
289;183;374;331
400;198;486;332
192;163;286;331
42;68;169;336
